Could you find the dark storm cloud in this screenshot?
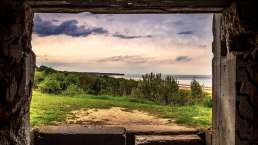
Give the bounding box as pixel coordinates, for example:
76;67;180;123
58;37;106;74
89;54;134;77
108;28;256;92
98;55;150;64
173;20;184;25
177;31;194;35
175;56;192;62
112;33;152;39
33;15;108;37
52;19;60;22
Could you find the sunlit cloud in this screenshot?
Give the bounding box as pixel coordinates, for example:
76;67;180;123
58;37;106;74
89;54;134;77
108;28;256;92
32;13;213;75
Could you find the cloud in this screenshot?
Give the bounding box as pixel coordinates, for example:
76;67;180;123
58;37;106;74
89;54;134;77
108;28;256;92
52;19;60;22
198;44;208;49
97;55;192;65
97;55;150;64
36;60;75;69
33;15;108;37
177;31;194;35
37;54;49;61
175;56;192;62
112;33;152;39
173;20;184;25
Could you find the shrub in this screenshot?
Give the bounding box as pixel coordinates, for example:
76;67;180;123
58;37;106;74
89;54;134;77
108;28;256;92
54;73;66;89
92;78;102;95
62;84;82;96
190;79;205;102
163;76;179;104
130;87;142;98
175;89;192;105
203;94;212;107
204;98;212;108
33;71;47;88
38;75;61;94
65;74;80;85
134;73;179;105
80;75;96;91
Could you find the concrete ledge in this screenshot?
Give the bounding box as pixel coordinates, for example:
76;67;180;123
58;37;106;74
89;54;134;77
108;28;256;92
136;135;203;145
33;126;127;145
28;0;230;13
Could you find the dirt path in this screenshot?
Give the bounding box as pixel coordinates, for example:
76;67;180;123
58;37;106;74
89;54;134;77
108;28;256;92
64;107;197;133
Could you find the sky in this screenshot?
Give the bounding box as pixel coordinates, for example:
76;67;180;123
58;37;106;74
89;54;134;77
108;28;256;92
32;13;213;75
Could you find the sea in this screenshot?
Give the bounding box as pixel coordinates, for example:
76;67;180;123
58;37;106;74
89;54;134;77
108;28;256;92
111;74;212;87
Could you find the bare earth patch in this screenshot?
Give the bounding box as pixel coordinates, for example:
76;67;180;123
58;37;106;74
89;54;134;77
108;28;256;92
64;107;197;133
66;107;173;125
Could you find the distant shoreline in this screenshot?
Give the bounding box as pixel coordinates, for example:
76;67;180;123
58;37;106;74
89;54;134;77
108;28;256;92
111;74;212;87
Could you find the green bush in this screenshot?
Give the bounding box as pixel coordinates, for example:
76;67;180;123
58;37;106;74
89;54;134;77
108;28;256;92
38;75;61;94
64;74;80;86
62;84;82;96
133;73;180;105
33;71;47;88
203;94;212;107
163;76;179;104
92;78;102;95
130;87;142;98
191;79;205;102
34;66;209;107
174;89;192;105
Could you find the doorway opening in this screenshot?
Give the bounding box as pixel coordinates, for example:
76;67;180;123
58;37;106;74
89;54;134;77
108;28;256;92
31;13;213;145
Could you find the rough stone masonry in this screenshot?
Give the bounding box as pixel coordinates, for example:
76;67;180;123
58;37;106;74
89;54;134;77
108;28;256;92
0;1;35;145
213;1;258;145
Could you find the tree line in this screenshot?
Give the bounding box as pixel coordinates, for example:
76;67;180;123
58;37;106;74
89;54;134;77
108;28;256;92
34;66;210;106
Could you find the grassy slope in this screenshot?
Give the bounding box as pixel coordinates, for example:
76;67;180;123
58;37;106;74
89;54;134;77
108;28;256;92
30;91;212;128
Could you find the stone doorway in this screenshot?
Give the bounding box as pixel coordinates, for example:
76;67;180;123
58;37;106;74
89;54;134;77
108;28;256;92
0;1;257;145
31;12;213;145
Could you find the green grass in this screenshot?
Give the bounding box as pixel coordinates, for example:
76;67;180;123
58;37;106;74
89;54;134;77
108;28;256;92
30;91;212;128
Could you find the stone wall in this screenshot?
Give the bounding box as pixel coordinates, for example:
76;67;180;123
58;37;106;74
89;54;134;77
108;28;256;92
0;1;35;145
213;2;258;145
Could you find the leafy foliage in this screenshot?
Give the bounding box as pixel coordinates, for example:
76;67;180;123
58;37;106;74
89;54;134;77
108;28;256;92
131;73;207;105
38;74;62;94
191;79;205;102
34;66;207;105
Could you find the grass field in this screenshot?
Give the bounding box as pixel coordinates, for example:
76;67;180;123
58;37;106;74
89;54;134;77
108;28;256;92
30;91;212;128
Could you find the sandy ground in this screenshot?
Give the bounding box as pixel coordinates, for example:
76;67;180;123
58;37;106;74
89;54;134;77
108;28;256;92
64;107;197;133
66;107;173;125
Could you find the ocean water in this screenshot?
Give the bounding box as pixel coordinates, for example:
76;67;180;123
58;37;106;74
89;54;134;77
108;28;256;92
112;74;212;87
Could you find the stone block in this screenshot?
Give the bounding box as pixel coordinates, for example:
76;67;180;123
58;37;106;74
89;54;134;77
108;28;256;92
34;126;126;145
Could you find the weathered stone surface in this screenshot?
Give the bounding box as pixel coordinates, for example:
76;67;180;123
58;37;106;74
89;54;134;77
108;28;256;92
212;13;221;145
213;1;258;145
28;0;230;13
0;1;35;145
135;135;203;145
33;126;126;145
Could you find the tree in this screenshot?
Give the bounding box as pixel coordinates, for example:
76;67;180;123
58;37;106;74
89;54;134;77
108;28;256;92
63;84;82;96
33;70;47;88
38;74;61;93
163;76;179;104
130;87;141;98
64;74;80;89
190;78;204;102
92;78;102;95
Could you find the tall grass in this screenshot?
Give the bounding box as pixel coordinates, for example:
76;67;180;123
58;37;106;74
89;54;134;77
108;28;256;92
31;91;212;128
